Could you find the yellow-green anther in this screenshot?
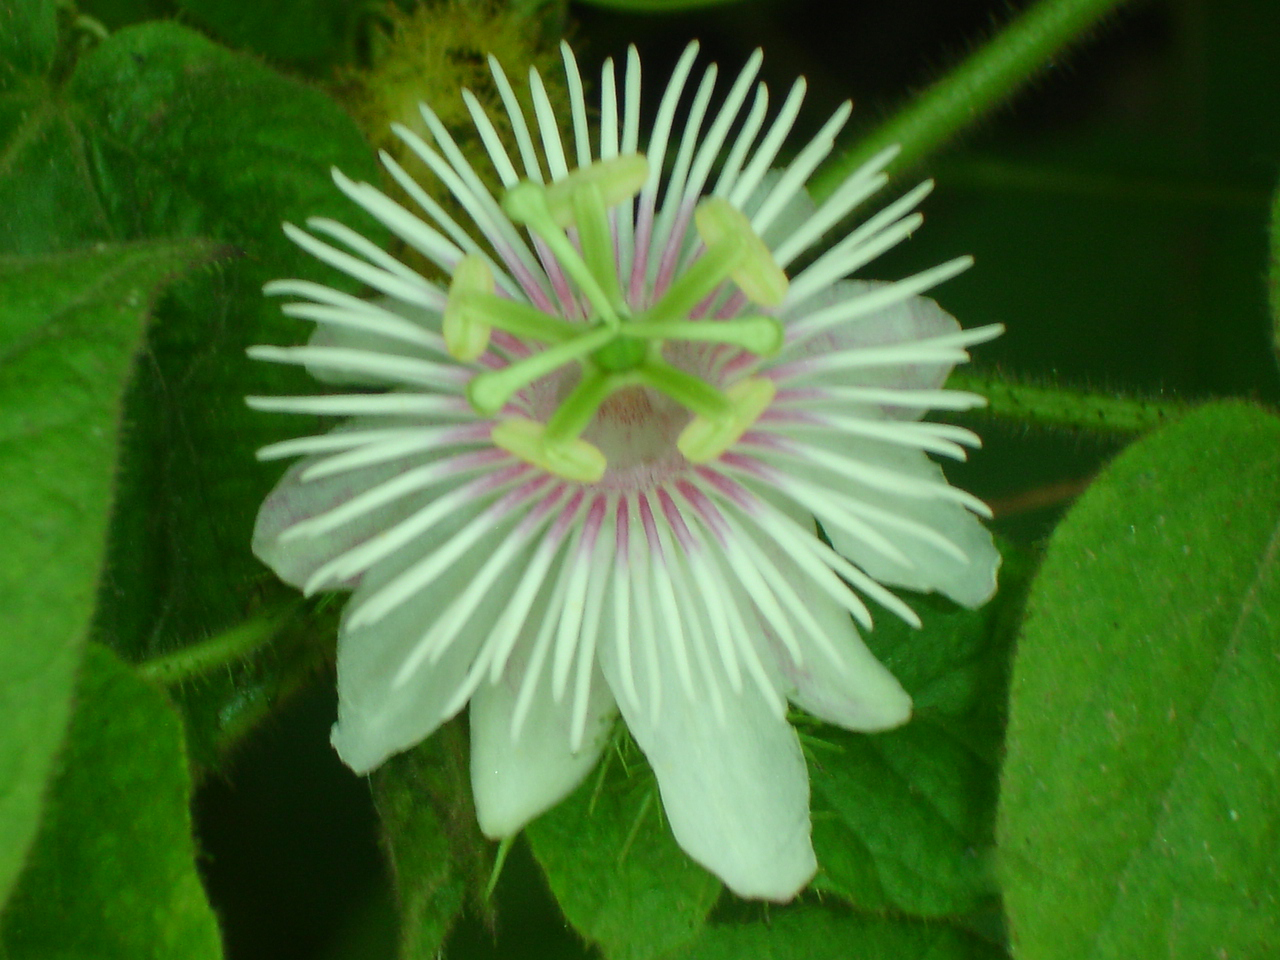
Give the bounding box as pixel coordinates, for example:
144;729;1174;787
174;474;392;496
467;325;616;415
492;417;607;483
694;198;789;307
544;154;650;228
443;254;495;361
641;238;745;326
457;292;579;344
677;376;777;463
635;359;734;422
502;181;619;327
624;315;784;356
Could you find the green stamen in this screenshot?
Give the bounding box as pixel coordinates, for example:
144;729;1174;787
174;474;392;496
455;291;579;344
544;154;650;227
492;417;606;483
634;359;734;422
503;182;620;326
544;368;632;445
624;315;784;356
468;325;615;415
640;237;745;326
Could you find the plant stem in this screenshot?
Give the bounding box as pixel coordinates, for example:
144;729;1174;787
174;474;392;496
811;0;1142;197
136;602;299;685
949;369;1190;435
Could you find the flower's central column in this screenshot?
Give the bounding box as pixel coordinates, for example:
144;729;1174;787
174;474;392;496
443;154;792;482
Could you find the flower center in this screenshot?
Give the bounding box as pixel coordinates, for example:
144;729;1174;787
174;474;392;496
445;154;789;483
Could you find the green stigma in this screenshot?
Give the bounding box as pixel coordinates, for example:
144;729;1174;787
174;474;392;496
456;157;791;481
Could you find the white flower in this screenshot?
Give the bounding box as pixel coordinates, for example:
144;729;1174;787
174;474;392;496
249;41;1002;901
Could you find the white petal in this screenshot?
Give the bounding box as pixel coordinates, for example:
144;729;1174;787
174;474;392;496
303;301;445;386
330;498;516;773
742;168;817;250
721;490;914;730
252;432;459;591
599;624;816;901
781;283;962;396
789;440;1000;607
756;531;912;731
470;645;616;838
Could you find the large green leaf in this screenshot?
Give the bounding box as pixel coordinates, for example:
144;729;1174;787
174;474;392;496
0;643;222;958
998;401;1280;959
808;543;1030;920
0;238;214;908
2;19;384;671
668;905;1005;960
33;22;384;665
372;719;493;960
526;738;721;960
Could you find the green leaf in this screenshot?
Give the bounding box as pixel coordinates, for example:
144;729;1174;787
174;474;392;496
2;16;384;671
0;8;115;256
0;644;223;958
0;0;57;87
0;237;215;909
44;22;384;664
668;905;1006;960
526;740;721;960
808;542;1031;919
175;0;352;74
372;719;493;960
997;401;1280;959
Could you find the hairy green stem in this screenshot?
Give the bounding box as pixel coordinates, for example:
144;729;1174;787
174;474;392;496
136;602;299;685
949;370;1191;434
811;0;1141;196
